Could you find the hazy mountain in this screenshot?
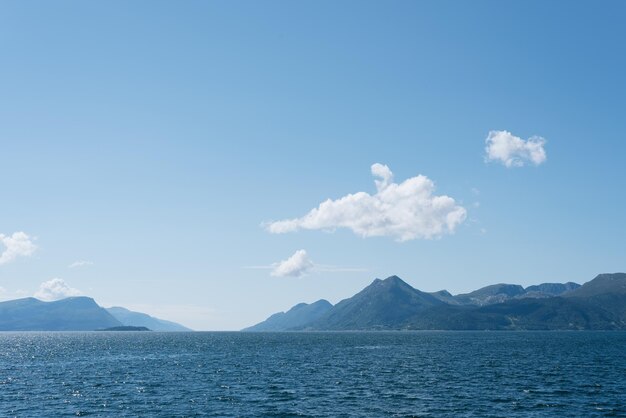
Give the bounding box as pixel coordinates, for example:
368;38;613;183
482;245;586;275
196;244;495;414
454;284;526;306
243;299;332;331
305;276;445;330
524;282;580;296
244;273;626;331
0;297;122;331
428;290;460;305
106;307;192;332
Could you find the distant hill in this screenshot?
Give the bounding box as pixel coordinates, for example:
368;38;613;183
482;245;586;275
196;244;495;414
243;300;332;331
244;273;625;331
0;296;192;332
0;297;122;331
106;307;192;332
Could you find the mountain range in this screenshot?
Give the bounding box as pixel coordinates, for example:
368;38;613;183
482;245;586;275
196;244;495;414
0;297;191;331
244;273;626;331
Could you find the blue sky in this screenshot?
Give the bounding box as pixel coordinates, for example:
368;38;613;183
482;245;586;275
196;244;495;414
1;1;625;330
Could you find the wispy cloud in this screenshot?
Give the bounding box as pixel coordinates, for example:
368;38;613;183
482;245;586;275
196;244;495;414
69;260;94;269
245;250;367;278
34;278;82;301
0;232;36;265
484;130;547;168
264;163;466;242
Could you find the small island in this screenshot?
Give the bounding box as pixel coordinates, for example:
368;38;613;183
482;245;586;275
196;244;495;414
99;326;151;331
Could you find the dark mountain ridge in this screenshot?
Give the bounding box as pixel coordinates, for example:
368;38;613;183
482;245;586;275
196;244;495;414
244;273;625;331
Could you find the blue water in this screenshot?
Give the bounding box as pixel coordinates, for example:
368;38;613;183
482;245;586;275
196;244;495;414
1;332;625;417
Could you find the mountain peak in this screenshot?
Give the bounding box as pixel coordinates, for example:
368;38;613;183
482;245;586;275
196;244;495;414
379;275;410;287
311;299;332;308
306;275;444;330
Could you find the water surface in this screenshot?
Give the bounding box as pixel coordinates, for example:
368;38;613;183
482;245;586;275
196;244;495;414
1;331;624;416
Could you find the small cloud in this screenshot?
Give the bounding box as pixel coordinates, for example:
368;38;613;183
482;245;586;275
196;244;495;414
264;164;466;242
34;278;82;301
0;232;37;265
271;249;314;277
470;187;480;196
244;250;366;277
484;130;547;168
69;260;94;269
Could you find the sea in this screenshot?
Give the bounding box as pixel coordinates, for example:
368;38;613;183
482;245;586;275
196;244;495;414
1;331;625;417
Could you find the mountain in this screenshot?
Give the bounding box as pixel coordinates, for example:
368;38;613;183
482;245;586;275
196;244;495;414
454;284;526;306
244;273;626;331
454;282;581;305
305;276;445;330
561;273;626;323
428;290;460;305
106;307;192;332
564;273;626;298
243;299;332;331
0;297;122;331
524;282;580;297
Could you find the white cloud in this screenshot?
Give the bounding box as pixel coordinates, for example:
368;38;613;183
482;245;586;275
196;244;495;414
484;130;547;168
271;249;314;277
69;260;94;268
0;232;37;265
34;278;82;301
265;163;467;242
244;251;366;277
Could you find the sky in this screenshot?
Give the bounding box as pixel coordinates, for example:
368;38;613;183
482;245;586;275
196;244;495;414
1;1;625;330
